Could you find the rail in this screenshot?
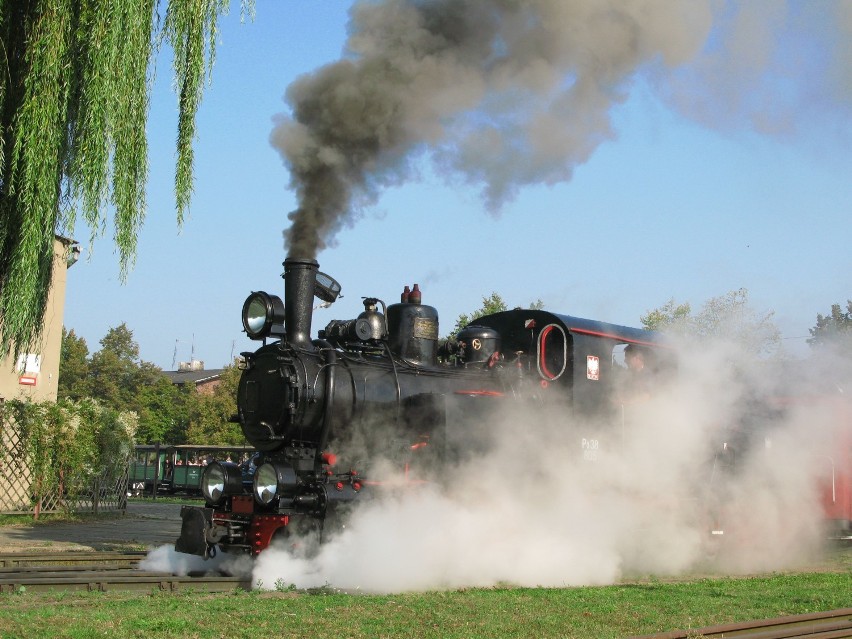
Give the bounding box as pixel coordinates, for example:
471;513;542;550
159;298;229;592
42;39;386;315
0;551;250;593
629;608;852;639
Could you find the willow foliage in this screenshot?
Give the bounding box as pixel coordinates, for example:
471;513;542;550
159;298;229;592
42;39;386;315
0;0;251;358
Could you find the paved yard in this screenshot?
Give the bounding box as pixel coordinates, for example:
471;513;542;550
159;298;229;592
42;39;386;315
0;501;183;552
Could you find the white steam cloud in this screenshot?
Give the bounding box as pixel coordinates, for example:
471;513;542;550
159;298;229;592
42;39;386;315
272;0;852;257
248;338;847;593
147;338;848;591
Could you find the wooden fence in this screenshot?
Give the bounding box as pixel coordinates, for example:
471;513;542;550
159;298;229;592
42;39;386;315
0;409;128;516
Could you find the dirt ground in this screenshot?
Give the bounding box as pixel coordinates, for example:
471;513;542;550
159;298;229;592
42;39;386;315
0;501;183;553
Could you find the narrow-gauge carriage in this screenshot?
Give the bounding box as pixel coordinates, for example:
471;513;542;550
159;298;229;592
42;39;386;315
175;258;677;558
129;444;255;496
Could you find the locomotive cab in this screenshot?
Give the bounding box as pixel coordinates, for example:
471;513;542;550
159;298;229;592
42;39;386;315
471;309;670;415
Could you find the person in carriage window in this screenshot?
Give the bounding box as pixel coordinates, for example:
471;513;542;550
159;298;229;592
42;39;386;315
621;343;652;403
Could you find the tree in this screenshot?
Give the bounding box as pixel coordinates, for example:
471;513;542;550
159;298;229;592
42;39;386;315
450;292;544;338
641;288;781;357
807;300;852;353
58;327;90;400
0;0;252;360
135;375;189;444
639;299;692;332
87;323;147;410
70;322;189;441
185;365;245;445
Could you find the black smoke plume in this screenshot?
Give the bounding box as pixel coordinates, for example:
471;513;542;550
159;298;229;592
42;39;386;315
272;1;851;257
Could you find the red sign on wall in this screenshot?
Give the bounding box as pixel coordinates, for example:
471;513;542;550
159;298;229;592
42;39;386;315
19;375;37;386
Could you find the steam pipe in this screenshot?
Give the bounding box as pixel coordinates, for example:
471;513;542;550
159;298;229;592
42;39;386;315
283;257;319;350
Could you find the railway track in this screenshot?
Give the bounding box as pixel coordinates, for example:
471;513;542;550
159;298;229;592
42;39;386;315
630;608;852;639
0;551;250;593
1;552;848;638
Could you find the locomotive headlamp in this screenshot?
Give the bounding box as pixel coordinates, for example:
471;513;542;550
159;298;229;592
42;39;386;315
201;461;243;506
242;291;286;340
314;271;342;304
253;461;298;506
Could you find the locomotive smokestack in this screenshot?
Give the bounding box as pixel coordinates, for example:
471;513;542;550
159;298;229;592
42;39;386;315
283;257;319;349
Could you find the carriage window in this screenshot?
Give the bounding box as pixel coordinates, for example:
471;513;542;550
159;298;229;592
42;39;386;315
613;343;628;369
537;324;568;380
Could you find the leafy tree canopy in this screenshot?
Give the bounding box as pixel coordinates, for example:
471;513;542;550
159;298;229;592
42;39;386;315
641;288;781;357
59;322;186;441
639;299;692;332
57;327;89;400
135;374;189;444
0;0;253;360
59;323;245;445
807;300;852;353
450;292;544;338
185;365;245;445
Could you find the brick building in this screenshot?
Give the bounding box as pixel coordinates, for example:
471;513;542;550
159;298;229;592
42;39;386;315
162;361;224;395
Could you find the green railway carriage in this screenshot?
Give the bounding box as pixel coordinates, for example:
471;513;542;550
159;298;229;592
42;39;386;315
129;444;256;496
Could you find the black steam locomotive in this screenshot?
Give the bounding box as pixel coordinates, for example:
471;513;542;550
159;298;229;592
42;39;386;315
175;257;668;558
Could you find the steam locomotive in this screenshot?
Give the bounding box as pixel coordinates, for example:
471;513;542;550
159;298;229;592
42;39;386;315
175;257;672;558
175;258;851;560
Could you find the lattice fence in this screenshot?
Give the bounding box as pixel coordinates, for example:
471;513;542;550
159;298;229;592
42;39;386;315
0;409;128;516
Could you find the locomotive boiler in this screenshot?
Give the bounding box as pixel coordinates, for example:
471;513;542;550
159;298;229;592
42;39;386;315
175;257;668;558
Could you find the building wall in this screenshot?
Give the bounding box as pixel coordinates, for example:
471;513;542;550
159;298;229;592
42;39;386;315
0;237;75;403
195;378;222;396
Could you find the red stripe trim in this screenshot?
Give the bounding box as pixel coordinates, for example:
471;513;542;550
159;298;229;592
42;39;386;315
569;327;663;347
453;390;504;397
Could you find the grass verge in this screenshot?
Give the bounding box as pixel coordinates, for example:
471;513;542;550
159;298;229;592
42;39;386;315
0;570;849;638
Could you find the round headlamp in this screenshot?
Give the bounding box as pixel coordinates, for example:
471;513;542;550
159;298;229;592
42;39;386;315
201;461;242;506
253;463;279;505
253;462;298;506
242;291;285;340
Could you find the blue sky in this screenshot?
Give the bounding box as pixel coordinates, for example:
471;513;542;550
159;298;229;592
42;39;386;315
63;1;851;370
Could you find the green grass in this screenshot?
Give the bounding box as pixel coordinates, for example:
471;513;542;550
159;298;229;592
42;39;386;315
0;571;849;638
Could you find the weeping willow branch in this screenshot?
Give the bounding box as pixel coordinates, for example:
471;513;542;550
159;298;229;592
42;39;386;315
0;0;252;359
163;0;229;221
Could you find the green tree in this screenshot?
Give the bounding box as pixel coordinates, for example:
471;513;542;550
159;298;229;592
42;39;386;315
59;322;194;444
135;374;188;444
807;300;852;353
85;323;169;419
87;323;146;410
641;288;781;357
640;299;692;332
58;327;90;400
450;292;544;338
185;365;245;445
0;0;252;360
